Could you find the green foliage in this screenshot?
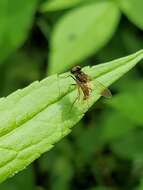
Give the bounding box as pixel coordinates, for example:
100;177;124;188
108;80;143;125
118;0;143;30
0;51;142;182
0;0;37;63
0;0;143;189
40;0;84;12
100;110;135;141
111;129;143;160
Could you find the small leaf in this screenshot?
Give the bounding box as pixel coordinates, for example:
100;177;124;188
0;0;37;63
40;0;84;12
49;1;120;73
0;50;142;182
117;0;143;30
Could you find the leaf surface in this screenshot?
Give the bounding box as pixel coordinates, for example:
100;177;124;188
0;0;37;63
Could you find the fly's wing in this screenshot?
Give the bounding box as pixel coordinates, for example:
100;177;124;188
92;79;112;98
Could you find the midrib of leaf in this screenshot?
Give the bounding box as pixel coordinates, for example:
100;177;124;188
0;50;142;182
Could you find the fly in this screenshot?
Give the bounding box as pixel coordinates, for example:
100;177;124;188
70;65;112;101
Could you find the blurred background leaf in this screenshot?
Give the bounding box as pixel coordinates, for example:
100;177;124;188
0;0;38;63
117;0;143;30
48;1;120;73
40;0;84;12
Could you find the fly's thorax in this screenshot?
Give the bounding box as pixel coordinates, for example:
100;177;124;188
77;72;88;83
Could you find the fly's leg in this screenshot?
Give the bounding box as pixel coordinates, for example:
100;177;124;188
59;74;78;95
57;74;73;97
70;84;82;112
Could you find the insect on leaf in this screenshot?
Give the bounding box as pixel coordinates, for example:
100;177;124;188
0;50;142;182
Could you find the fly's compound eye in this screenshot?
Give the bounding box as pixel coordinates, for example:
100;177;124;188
75;65;81;71
71;65;81;74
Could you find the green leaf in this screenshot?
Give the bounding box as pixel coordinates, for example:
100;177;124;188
40;0;84;12
117;0;143;30
0;50;142;182
0;0;37;63
49;1;120;74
